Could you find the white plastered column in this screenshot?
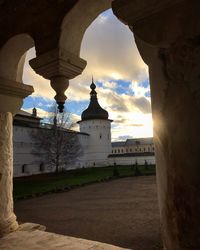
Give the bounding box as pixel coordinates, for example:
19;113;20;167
0;78;33;236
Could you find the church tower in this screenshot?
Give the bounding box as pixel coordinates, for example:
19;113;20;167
78;80;112;167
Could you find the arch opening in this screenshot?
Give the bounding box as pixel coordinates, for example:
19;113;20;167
14;7;160;250
0;34;34;82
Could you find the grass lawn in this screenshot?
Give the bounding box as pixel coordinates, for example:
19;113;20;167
13;165;156;200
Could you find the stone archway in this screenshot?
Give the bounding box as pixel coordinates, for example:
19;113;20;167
0;33;34;236
0;34;34;82
0;1;200;249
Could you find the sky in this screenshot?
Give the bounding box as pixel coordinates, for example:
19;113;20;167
22;9;153;141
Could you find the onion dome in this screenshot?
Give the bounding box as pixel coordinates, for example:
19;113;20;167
81;80;108;121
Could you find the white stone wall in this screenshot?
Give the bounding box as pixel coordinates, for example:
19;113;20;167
68;133;89;169
13;126;48;177
13;125;90;176
109;155;155;166
79;119;112;167
13;122;155;177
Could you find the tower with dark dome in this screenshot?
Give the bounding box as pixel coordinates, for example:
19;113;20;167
81;81;109;121
78;80;112;167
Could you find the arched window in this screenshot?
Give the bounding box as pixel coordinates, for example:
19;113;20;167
121;149;123;153
99;133;102;139
130;148;132;152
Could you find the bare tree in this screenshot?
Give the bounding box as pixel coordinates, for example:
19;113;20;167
31;105;83;173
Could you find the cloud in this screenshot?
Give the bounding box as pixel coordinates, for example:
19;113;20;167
78;9;148;83
131;97;151;114
129;80;150;98
102;80;117;90
22;9;153;140
131;124;144;127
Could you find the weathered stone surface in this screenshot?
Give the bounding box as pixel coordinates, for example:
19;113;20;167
113;0;200;46
134;36;200;249
18;223;46;232
0;112;18;235
0;229;130;250
112;1;200;248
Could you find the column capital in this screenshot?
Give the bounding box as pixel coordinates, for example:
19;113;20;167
112;0;200;46
29;48;87;112
0;77;33;98
29;48;87;80
112;0;182;25
0;77;34;114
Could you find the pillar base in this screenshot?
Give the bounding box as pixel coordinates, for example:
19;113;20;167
0;213;18;237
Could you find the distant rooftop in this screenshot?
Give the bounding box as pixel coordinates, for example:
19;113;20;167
112;137;153;147
14;109;41;127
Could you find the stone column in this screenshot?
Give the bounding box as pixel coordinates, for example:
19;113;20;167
112;0;200;249
0;78;33;236
0;112;18;235
149;38;200;250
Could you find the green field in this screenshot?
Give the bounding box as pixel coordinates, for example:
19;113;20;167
13;165;156;200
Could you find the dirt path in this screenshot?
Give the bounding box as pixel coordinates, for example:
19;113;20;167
15;176;162;250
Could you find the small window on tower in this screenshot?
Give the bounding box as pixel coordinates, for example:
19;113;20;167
100;134;102;139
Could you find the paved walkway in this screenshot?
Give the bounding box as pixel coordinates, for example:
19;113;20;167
15;176;162;250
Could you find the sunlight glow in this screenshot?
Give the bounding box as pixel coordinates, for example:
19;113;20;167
110;72;122;80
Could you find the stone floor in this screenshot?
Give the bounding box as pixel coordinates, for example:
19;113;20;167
15;176;162;250
0;223;129;250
